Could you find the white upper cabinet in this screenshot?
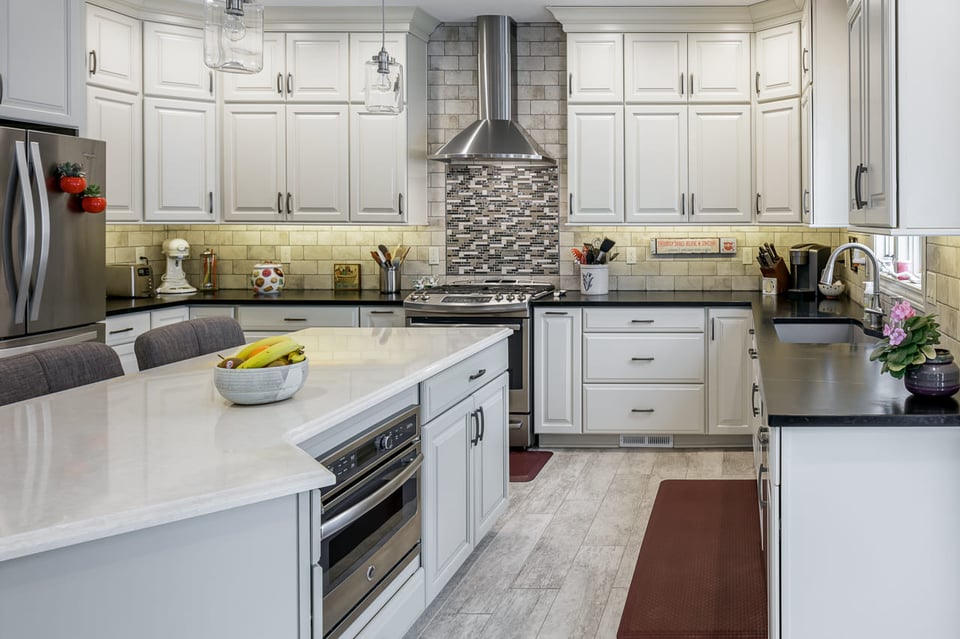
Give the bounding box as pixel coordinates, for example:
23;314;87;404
350;107;406;223
143;98;217;222
800;0;812;89
755;23;801;103
687;33;751;103
625;105;688;223
86;86;142;222
287;104;349;222
688;104;752;223
222;104;285;222
624;34;686;103
222;33;349;103
349;33;406;103
86;4;140;95
142;22;214;101
755;99;801;223
800;89;812;224
0;0;84;127
567;105;624;224
566;33;624;103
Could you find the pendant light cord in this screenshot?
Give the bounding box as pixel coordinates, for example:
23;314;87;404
381;0;386;49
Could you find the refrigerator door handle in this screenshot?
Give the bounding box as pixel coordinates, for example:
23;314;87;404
13;141;35;326
28;142;51;322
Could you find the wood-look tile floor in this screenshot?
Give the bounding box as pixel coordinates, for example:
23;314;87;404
405;448;755;639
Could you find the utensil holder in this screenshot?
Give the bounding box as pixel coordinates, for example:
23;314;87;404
579;264;609;295
379;266;400;294
760;259;790;296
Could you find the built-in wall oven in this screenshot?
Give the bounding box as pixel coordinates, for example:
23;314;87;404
315;406;422;639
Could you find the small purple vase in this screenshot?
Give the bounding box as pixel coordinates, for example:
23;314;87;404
904;349;960;397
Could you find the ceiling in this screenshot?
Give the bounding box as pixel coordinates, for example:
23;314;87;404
259;0;767;24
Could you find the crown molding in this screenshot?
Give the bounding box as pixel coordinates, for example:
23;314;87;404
548;0;802;32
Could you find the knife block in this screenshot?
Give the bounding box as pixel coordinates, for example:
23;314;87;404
760;259;790;296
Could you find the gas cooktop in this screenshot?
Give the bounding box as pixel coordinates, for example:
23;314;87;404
404;279;555;314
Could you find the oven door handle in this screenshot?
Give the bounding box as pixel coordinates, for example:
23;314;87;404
408;321;521;332
320;453;423;540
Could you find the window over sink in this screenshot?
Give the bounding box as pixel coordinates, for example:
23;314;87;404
873;234;923;306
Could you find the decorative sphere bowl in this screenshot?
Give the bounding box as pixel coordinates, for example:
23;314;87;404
818;282;846;299
213;359;309;405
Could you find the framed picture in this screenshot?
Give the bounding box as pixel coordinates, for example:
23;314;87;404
333;263;361;290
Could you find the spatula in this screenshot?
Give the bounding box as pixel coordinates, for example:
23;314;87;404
595;237;616;264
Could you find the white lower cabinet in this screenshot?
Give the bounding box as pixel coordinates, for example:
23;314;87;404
236;306;358;340
533;308;582;435
707;308;753;435
422;370;508;603
359;306;405;328
103;307;189;374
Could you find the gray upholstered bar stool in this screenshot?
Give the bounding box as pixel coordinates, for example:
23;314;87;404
0;342;124;407
135;316;246;371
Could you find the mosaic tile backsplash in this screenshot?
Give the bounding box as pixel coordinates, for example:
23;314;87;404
445;165;559;275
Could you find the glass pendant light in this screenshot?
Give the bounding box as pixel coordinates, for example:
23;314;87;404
364;0;404;113
204;0;264;74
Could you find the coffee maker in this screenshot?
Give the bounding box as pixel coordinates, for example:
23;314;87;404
788;243;831;298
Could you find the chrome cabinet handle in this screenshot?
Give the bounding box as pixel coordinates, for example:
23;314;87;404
757;427;769;445
469;368;487;381
757;463;768;508
755;71;760;96
803;189;811;215
802;48;809;73
748;347;758;359
89;50;97;75
752;383;760;417
277;192;282;214
287;73;293;94
277;73;283;95
680;72;684;95
631;357;655;361
286;192;292;214
756;192;762;215
631;408;655;413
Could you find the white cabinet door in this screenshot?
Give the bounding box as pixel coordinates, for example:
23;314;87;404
624;33;686;103
534;308;582;435
85;4;141;94
800;0;812;89
755;23;801;103
567;105;624;224
222;104;285;222
286;33;349;102
350;107;406;223
422;397;474;603
847;1;865;225
0;0;83;127
707;308;752;435
473;372;508;541
287;104;349;222
687;33;751;103
756;99;801;223
86;86;142;223
349;32;406;103
359;307;405;327
142;22;214;101
861;0;893;228
625;105;688;223
688;105;752;223
800;88;812;224
222;32;286;102
566;33;623;103
143;98;217;222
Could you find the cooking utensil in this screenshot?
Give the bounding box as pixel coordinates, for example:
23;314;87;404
571;248;584;263
594;237;616;264
377;244;392;267
395;245;410;266
371;251;384;267
766;243;779;260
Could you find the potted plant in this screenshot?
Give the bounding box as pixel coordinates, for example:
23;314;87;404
56;162;86;194
869;299;960;396
80;184;107;213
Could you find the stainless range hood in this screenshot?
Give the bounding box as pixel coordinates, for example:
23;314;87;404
429;15;555;165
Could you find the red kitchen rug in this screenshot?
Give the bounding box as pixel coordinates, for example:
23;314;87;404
618;479;767;639
508;450;553;482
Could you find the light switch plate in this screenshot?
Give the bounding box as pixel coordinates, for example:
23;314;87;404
428;247;440;265
742;249;753;265
626;247;637;264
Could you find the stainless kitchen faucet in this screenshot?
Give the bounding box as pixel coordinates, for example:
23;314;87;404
821;242;884;330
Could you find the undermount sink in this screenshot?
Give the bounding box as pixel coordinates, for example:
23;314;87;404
773;320;879;344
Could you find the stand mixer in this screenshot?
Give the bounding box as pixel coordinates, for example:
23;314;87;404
157;238;197;294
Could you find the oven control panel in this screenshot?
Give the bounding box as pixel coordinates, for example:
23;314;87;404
321;407;419;486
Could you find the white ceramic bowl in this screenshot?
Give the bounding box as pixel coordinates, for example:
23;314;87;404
818;282;846;299
213;359;309;405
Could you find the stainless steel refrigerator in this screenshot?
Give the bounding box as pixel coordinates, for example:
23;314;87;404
0;126;106;356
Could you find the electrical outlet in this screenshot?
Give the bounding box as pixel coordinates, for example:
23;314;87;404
626;247;637;264
428;247;440;265
742;249;754;265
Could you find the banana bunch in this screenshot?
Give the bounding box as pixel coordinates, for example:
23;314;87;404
217;335;306;369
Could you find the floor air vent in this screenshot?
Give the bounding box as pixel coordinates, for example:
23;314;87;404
620;434;674;448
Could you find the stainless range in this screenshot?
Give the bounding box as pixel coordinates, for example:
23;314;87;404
404;279;555;448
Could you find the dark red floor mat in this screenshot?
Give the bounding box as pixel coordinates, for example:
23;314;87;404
508;450;553;482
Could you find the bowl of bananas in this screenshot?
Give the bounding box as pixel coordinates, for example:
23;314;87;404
214;336;308;405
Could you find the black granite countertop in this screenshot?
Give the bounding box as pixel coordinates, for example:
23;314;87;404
534;291;960;426
105;289;408;316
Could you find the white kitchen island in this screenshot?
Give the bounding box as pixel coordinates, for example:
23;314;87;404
0;326;510;639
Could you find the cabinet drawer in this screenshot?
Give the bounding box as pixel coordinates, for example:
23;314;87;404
583;384;705;433
104;313;151;346
583;307;705;332
151;307;189;328
584;333;704;382
421;339;508;423
189;306;236;319
237;306;359;330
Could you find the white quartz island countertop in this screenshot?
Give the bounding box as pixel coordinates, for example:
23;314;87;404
0;327;510;562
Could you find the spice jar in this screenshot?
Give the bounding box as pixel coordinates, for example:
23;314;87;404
200;249;218;290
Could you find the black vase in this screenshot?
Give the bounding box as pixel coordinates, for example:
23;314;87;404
903;349;960;397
